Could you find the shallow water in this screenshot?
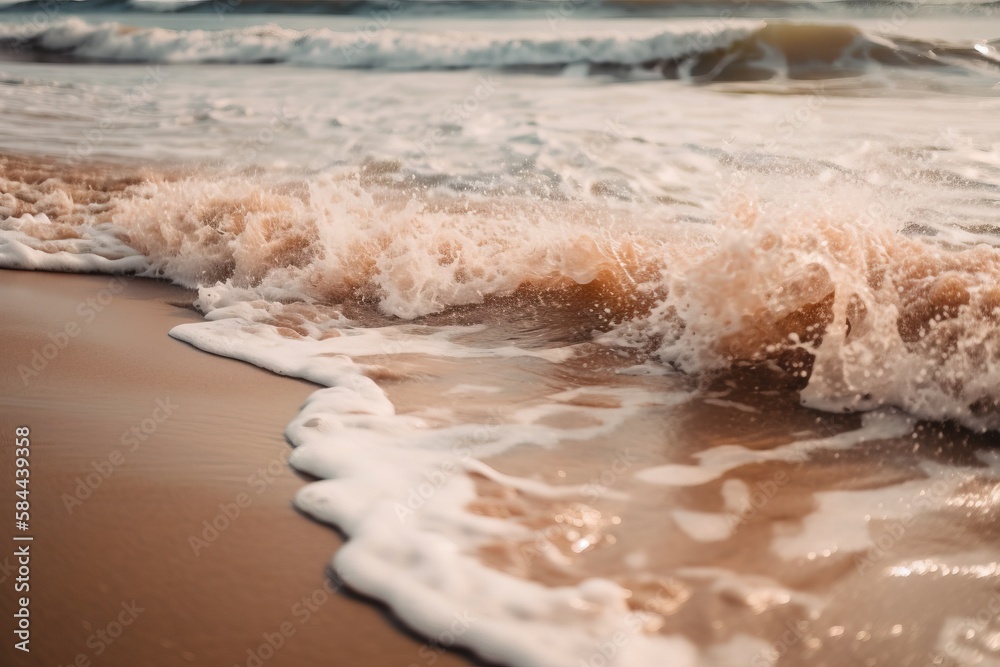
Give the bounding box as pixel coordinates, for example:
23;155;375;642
2;9;1000;666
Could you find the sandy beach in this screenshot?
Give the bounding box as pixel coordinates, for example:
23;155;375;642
1;5;999;665
0;268;471;667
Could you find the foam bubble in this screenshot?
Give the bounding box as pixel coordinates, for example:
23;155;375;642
168;304;705;667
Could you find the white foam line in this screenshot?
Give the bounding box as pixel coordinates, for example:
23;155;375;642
169;315;707;667
772;463;975;560
465;459;629;501
0;229;148;274
636;410;915;488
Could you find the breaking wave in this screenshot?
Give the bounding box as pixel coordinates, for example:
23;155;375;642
2;154;1000;431
0;19;997;80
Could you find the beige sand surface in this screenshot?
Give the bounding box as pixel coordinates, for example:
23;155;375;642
0;269;471;667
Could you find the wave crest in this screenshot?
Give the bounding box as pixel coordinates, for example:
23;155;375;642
0;19;995;81
3;154;1000;430
616;197;1000;431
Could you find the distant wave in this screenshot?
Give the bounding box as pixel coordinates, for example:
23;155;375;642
0;18;762;70
2;0;999;16
6;0;624;17
0;19;997;81
0;0;520;15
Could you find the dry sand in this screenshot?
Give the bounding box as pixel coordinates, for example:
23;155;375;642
0;269;472;667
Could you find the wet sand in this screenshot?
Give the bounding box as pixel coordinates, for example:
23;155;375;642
0;269;472;667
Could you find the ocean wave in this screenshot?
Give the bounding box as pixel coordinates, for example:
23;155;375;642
607;197;1000;432
0;19;996;80
0;18;756;70
3;0;999;15
2;154;1000;431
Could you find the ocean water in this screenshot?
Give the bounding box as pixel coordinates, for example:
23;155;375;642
2;4;1000;665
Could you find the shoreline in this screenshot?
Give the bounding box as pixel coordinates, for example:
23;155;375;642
0;268;471;667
